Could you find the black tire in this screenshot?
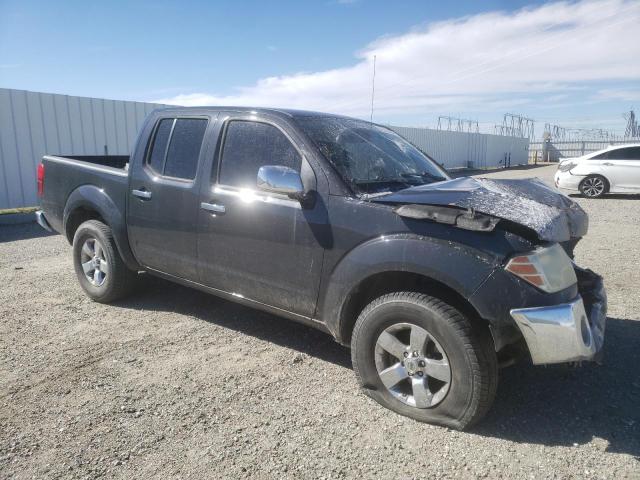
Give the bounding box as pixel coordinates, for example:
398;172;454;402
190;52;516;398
579;175;608;198
351;292;497;430
72;220;138;303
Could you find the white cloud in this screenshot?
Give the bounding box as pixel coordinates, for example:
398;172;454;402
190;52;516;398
595;88;640;102
155;0;640;120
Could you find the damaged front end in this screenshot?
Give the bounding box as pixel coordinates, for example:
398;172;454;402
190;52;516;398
378;176;589;245
380;176;606;365
393;204;499;232
510;266;606;365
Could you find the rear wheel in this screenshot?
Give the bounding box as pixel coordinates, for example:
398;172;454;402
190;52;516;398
579;175;608;198
351;292;497;430
72;220;138;303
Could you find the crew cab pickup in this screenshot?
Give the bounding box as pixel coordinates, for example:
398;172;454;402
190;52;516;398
36;107;606;429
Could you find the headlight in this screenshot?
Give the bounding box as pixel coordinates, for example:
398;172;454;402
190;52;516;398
558;161;577;172
505;244;577;293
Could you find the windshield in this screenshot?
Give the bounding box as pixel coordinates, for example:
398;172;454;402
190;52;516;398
296;117;450;195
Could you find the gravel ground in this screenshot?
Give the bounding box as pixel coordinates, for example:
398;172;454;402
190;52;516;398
1;165;638;479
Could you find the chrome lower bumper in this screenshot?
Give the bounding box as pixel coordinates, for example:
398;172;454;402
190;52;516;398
510;270;606;365
35;210;53;232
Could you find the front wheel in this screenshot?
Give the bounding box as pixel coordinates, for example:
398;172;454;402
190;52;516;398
72;220;138;303
351;292;497;430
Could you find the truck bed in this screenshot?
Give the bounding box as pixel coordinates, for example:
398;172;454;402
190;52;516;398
60;155;130;170
40;155;130;236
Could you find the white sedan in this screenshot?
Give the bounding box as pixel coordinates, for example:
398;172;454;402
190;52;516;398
554;143;640;198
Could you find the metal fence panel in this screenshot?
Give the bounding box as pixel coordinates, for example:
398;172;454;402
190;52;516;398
529;139;640;162
0;88;168;210
389;125;529;170
0;89;24;208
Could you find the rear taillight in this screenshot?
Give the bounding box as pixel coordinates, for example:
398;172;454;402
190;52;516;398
37;163;45;197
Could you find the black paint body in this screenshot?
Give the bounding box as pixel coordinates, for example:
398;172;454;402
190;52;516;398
39;107;588;349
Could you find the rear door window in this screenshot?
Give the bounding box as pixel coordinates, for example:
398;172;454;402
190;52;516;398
614;147;640;160
164;119;208;179
148;119;173;173
146;117;208;180
218;120;301;189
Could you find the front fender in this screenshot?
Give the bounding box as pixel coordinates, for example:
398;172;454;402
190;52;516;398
318;234;500;342
63;185;139;270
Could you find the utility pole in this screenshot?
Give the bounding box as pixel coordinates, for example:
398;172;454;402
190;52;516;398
370;55;376;124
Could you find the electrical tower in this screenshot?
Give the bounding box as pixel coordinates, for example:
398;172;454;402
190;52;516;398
437;116;479;133
544;123;568;141
565;128;620;142
497;113;535;141
624;110;639;138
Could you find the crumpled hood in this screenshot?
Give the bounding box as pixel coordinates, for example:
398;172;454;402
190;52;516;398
373;176;588;242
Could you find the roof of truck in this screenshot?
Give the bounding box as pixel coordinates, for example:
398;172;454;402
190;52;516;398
152;105;355;121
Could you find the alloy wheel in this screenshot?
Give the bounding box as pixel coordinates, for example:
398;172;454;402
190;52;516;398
374;322;451;408
80;238;108;287
582;177;605;197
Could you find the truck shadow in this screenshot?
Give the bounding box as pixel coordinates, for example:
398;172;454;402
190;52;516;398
118;276;352;369
117;278;639;457
0;221;56;243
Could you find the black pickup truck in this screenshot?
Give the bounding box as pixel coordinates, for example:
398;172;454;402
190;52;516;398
36;107;606;429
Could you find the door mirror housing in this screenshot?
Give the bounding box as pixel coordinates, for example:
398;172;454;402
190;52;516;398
257;165;305;200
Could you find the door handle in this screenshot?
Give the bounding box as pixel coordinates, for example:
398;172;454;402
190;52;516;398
132;189;152;200
200;202;226;214
602;162;614;166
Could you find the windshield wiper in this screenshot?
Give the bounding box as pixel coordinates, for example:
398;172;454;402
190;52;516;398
400;172;447;182
353;178;413;200
360;191;394;200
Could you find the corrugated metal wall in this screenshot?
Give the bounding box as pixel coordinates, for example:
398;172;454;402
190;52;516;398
0;88;165;210
0;87;530;210
389;125;529;170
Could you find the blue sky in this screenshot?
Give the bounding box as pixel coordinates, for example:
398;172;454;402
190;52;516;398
1;0;639;136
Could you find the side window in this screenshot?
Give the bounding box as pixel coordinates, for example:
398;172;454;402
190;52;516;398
591;151;609;160
614;147;640;160
629;147;640;160
218;121;302;189
146;117;208;180
148;119;173;172
164;119;208;179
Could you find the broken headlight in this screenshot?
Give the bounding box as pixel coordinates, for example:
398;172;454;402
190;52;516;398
505;243;577;293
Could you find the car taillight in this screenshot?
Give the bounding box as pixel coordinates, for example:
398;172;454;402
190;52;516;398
37;163;45;197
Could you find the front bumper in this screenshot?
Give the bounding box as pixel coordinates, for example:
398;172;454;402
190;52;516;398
35;210;53;232
510;268;606;365
554;170;583;191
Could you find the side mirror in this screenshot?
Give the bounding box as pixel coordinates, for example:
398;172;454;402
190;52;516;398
257;165;305;200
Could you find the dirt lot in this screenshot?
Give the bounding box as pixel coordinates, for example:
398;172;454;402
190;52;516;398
1;165;638;479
